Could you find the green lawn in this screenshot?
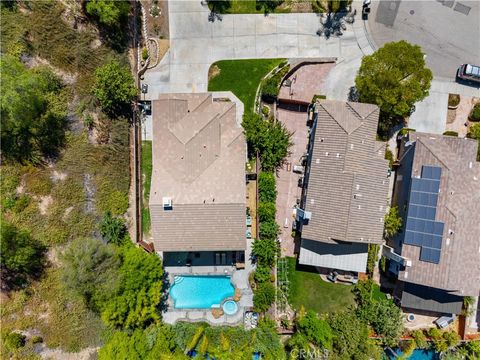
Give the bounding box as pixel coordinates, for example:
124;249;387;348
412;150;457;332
208;59;285;113
211;0;292;14
141;141;153;235
286;257;355;314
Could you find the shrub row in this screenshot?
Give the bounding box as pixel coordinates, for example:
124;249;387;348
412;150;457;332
252;171;280;312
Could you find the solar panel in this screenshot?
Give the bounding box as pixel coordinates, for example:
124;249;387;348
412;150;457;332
403;165;444;264
420;247;441;264
421;166;442;180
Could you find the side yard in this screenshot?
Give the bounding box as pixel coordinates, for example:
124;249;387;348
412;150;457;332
141;140;153;237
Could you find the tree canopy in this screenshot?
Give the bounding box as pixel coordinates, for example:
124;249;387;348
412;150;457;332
329;311;382;359
0;222;46;291
242;112;292;172
296;310;333;350
355;41;432;135
85;0;130;27
353;280;403;346
60;237;121;310
101;245;164;329
1;56;66;164
92;59;137;116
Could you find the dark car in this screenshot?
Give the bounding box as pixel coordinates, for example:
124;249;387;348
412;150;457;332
457;64;480;84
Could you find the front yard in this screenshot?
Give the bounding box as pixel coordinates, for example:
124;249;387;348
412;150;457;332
286;257;355;314
208;58;285;112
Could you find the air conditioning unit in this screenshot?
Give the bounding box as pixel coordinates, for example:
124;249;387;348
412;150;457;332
163;197;172;209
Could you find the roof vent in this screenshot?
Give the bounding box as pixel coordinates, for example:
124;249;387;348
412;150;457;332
310;199;315;204
448;229;454;235
325;152;329;156
163;197;173;209
356;184;360;190
446;238;450;246
469;161;473;169
350;144;354;150
316;159;320;164
358;205;361;210
321;138;324;142
336;153;340;158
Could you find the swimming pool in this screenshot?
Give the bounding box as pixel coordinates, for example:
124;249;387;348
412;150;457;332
170;275;235;309
386;349;439;360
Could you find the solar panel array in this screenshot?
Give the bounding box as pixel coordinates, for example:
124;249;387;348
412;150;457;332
403;166;444;264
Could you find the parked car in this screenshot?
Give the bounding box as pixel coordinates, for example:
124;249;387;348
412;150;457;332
457;64;480;84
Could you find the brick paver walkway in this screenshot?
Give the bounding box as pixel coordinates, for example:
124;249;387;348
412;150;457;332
279;62;335;104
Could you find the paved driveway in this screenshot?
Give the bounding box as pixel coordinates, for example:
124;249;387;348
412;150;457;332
143;1;364;99
368;0;480;80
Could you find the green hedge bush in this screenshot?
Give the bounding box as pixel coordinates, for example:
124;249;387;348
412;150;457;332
258;172;277;203
470;103;480;121
253;282;275;312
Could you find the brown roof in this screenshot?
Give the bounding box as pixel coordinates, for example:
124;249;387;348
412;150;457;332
149;94;246;252
301;100;389;245
397;133;480;296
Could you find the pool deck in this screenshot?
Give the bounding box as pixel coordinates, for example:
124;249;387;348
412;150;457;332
163;266;254;326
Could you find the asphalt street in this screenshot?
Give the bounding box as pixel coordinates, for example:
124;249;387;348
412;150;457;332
368;0;480;80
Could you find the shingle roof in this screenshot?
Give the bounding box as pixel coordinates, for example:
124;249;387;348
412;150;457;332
301;100;389;245
397;133;480;296
149;94;246;252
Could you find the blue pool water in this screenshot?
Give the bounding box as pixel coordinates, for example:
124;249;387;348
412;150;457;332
223;300;238;315
170;275;234;309
386;349;439;360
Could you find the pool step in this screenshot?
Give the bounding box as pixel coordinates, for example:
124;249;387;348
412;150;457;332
174;276;184;284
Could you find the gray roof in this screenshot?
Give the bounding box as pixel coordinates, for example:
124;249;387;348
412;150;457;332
397;133;480;296
149;94;246;252
299;240;368;272
400;282;464;315
301;100;389;245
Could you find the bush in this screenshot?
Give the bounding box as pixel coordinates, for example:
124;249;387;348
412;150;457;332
258;172;277;203
366;244;379;275
4;332;26;350
99;211;127;245
86;0;130;27
443;131;458;137
259;220;280;241
253;282;275;312
1;223;46;290
258;201;276;223
411;330;427;349
92;59;136;116
252;238;279;266
254;265;272;283
296;310;333;349
261;105;270;117
142;48;149;61
261;65;290;102
448;94;460;107
311;0;327;13
385;147;394;168
470;103;480;121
